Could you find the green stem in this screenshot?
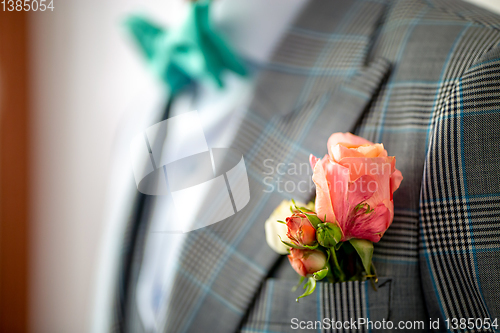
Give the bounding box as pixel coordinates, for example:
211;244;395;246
329;249;346;282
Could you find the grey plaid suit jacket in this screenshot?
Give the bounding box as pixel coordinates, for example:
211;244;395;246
119;0;500;332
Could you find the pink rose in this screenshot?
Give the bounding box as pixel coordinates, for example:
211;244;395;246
310;132;403;243
288;248;327;277
286;213;316;246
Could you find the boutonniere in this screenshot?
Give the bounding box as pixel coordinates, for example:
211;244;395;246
265;132;403;301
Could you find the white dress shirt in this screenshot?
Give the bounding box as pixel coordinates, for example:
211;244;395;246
135;72;252;331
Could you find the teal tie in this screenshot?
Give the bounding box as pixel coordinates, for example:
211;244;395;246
125;0;248;95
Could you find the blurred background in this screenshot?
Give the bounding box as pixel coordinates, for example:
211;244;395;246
1;1;181;332
1;0;499;332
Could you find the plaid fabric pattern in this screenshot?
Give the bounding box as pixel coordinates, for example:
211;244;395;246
156;56;390;333
116;0;500;332
360;0;500;330
241;278;392;333
156;1;390;332
420;38;500;326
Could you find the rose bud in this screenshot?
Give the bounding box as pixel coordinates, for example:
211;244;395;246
288;248;327;277
286;213;316;246
265;200;295;254
316;222;343;248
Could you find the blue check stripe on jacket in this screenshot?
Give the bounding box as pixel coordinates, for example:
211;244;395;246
420;41;500;323
240;0;500;331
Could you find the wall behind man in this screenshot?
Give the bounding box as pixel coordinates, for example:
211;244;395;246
29;1;184;332
0;10;29;333
464;0;500;14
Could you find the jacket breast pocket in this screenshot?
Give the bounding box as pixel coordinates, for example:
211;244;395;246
240;277;392;333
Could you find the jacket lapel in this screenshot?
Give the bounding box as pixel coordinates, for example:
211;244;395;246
162;2;391;332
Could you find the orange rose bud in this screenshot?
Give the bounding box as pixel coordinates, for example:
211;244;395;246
288;248;327;277
286;213;316;246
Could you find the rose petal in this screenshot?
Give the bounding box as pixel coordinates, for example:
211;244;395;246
312;158;336;223
338;157;393;208
346;201;392;242
331;144;365;162
321;158;350;223
303;250;327;274
382;199;395;229
286;214;316;246
309;154;320;170
391;168;403;193
288;251;308;277
330;174;375;233
356;143;387;158
327;133;373;156
347;174;376;209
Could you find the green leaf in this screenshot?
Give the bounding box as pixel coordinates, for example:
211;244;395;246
291;199;314;214
302;243;319;250
279;236;318;250
331;225;343;243
298;205;314;213
292;276;305;292
296;277;316;302
304;213;322;229
276;220;286;224
279;238;302;250
349;238;374;274
313;267;329;281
